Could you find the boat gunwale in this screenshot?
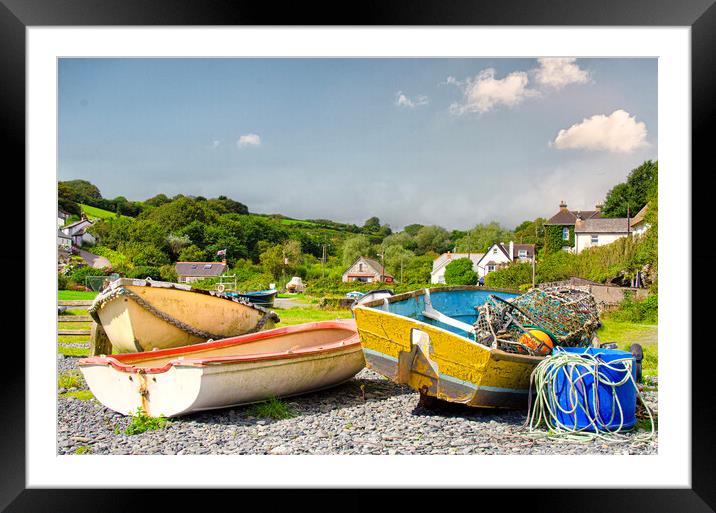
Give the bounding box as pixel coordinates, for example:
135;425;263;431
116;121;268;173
89;278;280;323
353;295;544;364
78;320;360;373
356;285;520;309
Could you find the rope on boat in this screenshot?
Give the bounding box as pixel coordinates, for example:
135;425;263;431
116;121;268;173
524;350;655;444
88;287;278;341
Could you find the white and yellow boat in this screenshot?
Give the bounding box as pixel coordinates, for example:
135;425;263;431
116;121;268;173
88;278;279;353
353;286;543;409
79;320;363;417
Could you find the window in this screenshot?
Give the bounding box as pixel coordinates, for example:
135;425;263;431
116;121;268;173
358;263;363;272
492;248;498;255
204;264;212;269
562;227;570;240
591;234;599;245
487;265;495;272
191;265;198;269
518;250;527;258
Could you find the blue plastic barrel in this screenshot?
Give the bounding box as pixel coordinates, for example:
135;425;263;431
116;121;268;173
551;347;637;432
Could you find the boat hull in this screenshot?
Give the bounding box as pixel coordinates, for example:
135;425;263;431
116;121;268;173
353;286;543;409
79;320;364;417
230;289;278;308
90;279;278;353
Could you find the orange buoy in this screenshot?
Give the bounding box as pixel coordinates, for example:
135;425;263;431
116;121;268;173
517;329;553;356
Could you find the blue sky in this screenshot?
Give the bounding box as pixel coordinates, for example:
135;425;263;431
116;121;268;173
58;58;657;230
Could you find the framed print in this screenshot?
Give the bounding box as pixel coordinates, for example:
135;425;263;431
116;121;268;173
3;0;713;510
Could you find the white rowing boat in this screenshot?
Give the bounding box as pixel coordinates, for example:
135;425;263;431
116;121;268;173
78;319;364;417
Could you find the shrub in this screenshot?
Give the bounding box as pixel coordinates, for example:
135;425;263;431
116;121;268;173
69;265;108;285
131;246;170;267
124;407;168;435
126;266;162;280
444;258;477;285
159;264;178;283
484;262;531;290
58;273;69;290
609;293;658;324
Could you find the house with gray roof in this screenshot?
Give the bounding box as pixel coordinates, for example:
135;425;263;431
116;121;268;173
175;261;228;283
544;201;604;252
574;217;631;253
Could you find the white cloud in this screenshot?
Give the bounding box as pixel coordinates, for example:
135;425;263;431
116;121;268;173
448;68;537;115
210;139;221;149
237;133;261;148
551;109;648;153
395;91;428;108
533;58;590;89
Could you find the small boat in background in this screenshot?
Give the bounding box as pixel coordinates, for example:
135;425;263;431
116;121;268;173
88;278;279;353
351;288;394;310
353;286;542;409
227;289;278;308
79;319;364;418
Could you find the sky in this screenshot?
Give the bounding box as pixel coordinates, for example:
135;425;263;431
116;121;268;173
58;58;657;231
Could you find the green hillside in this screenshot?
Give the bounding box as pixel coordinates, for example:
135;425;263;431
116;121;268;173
80;203;133;220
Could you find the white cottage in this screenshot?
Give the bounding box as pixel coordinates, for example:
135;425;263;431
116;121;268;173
430;252;485;284
475;241;535;278
61;217;97;247
342;257;394;284
574;218;630;254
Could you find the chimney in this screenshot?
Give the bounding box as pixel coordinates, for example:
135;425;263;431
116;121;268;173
559;200;568;211
509;241;514;260
221;258;227;265
595;203;603;211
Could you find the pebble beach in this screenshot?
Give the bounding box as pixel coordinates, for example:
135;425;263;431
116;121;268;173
57;353;658;456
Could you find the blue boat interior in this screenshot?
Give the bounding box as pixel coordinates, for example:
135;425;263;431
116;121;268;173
369;288;518;339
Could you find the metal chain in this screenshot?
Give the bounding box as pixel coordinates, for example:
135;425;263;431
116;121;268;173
89;286;278;341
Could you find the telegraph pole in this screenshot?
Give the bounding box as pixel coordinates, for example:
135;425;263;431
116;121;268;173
532;254;536;288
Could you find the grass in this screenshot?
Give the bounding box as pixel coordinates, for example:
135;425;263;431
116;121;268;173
58;290;98;300
58;344;90;357
59;390;94;400
58;321;92;330
124;407;168;435
274;306;352;326
249;396;296;420
58;370;84;389
79;203;133;220
597;317;658;377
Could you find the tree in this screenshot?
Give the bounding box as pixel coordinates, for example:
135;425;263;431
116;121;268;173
455;222;513;253
414;225;452;255
403;224;424;237
260;240;302;279
383;245;415;281
444;258;478;285
166;234;192;258
602;160;658;217
342;235;372;267
514;217;545;251
144;193;170;207
178;245;207;262
363;217;381;232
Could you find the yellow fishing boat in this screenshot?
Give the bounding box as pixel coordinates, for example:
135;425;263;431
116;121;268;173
88;278;279;353
353;286;544;409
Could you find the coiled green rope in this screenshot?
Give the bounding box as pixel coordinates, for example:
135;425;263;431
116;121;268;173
524;350;655;444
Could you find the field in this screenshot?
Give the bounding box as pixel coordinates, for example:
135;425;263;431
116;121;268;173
79;203;134;221
597;317;658;377
59;290;98;300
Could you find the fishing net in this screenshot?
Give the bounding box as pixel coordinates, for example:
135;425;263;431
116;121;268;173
474;286;601;355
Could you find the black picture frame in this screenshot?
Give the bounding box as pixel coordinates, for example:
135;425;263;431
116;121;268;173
3;0;711;510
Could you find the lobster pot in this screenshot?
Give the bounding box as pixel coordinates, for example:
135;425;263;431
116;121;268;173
551;347;637;432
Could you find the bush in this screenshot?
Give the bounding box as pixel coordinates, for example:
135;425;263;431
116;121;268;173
131;246;170;267
484;262;531;290
609;293;658;324
126;266;162;280
444;258;477;285
159;264;178;283
58;273;69;290
69;265;108;285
